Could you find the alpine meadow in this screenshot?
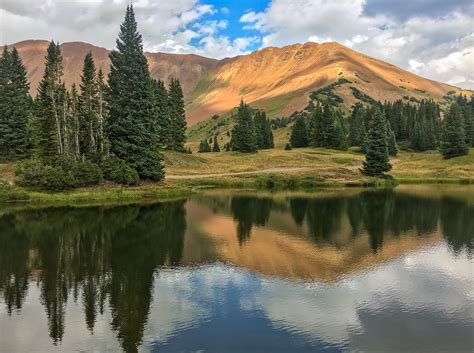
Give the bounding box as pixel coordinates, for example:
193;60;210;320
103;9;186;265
1;2;473;353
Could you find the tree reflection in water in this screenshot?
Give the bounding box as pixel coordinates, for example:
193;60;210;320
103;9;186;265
0;189;472;352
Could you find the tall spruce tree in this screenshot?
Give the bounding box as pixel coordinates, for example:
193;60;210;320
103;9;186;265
0;46;33;160
309;103;323;147
96;68;108;154
151;79;170;147
349;103;366;147
290;114;309;148
254;110;274;149
440;102;468;159
70;83;80;159
107;5;164;180
230;100;257;152
78;52;99;158
319;102;336;147
35;41;66;164
212;135;220;152
386;120;397;156
198;139;211;153
361;109;392;177
456;95;474;147
168;78;187;150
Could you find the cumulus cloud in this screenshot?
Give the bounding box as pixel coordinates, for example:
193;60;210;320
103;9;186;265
239;0;473;88
0;0;472;87
0;0;256;59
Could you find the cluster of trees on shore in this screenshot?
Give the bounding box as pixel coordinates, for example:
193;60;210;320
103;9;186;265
198;100;274;153
0;5;187;190
289;96;473;177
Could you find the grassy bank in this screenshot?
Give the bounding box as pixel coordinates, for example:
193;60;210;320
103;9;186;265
1;147;472;204
164;147;474;184
0;182;192;204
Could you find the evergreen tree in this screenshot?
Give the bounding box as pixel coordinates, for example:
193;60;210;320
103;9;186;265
309;103;323;147
457;95;474;147
151;79;170;147
253;110;274;149
332;110;347;150
168;78;187;150
78;52;99;158
69;83;80;159
230;100;257;152
290;114;309;148
107;5;164;180
96;68;108;155
386;120;397;156
349;103;366;147
440;103;468;159
212;135;220;152
361;109;392;177
319;102;336;147
35;41;66;164
0;46;33;160
198;139;211;153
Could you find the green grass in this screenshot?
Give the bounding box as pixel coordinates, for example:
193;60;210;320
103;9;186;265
0;183;192;204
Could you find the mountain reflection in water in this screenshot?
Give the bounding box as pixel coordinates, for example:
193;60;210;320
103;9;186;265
0;186;472;353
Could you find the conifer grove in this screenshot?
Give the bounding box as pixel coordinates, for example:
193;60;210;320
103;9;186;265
1;5;188;190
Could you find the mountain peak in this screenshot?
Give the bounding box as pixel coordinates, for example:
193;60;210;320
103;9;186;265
8;39;469;125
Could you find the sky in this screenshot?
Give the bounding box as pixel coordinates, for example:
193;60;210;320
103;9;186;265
1;0;473;88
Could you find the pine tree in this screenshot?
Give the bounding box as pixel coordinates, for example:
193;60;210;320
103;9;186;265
361;109;392;177
107;5;164;180
386;120;397;156
320;102;336;147
440;103;468;159
70;83;80;159
96;68;108;155
35;41;66;164
230;100;257;152
0;46;33;160
212;135;220;152
151;79;170;147
253;110;274;149
457;95;474;147
290;114;309;148
168;78;187;150
198;139;211;153
332;110;347;150
349;103;366;147
78;52;99;158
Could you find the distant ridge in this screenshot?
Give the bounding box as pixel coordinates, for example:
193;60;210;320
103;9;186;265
9;39;470;125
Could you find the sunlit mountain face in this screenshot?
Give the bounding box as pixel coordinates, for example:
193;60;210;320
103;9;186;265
1;186;473;352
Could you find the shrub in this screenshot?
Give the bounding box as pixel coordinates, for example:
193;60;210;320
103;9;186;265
16;159;75;191
69;160;103;187
285;143;292;150
101;156;139;185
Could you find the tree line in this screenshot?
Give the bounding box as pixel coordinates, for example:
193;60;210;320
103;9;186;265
288;95;473;177
0;5;187;190
198;100;274;153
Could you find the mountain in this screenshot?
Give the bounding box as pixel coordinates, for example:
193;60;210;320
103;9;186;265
9;40;469;125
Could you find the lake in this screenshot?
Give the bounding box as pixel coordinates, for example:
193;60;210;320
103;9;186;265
0;186;473;352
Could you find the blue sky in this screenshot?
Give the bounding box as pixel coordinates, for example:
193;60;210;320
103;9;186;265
189;0;268;52
1;0;473;88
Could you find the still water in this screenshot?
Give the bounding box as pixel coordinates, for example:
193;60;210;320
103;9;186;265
0;186;473;352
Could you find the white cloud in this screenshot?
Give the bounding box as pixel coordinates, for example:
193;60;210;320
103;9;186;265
1;0;472;87
239;0;473;88
0;0;256;59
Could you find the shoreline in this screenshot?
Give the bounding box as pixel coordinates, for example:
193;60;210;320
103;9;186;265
1;174;472;206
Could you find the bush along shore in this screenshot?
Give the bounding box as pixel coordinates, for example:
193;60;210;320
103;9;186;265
0;179;192;204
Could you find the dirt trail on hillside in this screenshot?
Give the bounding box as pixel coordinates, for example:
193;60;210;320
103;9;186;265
166;167;314;180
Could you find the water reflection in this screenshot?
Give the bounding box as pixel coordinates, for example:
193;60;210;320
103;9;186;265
0;186;472;352
0;201;186;352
